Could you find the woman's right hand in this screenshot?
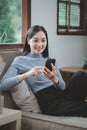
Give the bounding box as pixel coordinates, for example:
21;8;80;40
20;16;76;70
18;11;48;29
18;66;43;82
26;66;43;77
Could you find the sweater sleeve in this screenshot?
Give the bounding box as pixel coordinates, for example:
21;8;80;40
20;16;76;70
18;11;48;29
0;59;20;91
54;63;66;90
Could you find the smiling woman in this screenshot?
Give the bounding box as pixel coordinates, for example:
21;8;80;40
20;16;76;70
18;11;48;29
0;0;31;49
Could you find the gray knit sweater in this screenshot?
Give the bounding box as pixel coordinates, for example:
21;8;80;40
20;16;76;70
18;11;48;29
0;53;65;93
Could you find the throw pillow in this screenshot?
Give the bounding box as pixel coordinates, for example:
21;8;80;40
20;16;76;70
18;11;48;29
10;80;41;113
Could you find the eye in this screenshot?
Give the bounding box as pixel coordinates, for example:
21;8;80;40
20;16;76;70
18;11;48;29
33;39;38;42
34;39;38;42
42;39;46;42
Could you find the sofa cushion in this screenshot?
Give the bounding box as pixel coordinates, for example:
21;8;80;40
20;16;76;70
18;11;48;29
0;49;22;109
10;80;41;113
0;49;22;79
22;111;87;130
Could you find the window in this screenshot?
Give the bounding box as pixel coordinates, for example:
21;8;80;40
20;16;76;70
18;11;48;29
0;0;31;49
0;0;22;43
57;0;87;35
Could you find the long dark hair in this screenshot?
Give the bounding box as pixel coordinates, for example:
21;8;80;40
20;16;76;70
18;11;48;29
23;25;49;57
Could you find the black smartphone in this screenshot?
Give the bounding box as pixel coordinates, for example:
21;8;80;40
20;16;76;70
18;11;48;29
45;58;56;71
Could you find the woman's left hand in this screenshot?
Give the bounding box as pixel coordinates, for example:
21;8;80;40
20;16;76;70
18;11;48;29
42;63;58;84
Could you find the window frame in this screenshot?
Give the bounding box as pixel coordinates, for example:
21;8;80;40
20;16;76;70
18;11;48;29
57;0;87;35
0;0;31;50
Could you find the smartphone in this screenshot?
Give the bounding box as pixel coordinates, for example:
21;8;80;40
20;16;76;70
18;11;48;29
45;58;56;71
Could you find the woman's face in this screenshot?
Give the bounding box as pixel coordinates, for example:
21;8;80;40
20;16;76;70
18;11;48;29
28;31;47;54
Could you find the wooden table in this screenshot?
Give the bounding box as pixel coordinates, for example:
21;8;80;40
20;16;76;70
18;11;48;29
60;66;87;74
0;108;22;130
60;66;87;83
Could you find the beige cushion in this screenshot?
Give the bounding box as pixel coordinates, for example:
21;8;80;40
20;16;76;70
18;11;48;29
10;80;41;113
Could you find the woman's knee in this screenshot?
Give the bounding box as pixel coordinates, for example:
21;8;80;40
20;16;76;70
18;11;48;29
67;71;86;85
74;71;87;78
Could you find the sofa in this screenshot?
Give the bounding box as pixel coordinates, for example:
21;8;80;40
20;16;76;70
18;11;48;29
0;49;87;130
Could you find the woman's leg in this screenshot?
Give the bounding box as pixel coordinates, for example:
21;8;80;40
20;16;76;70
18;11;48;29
35;72;87;116
35;85;63;115
35;85;87;117
65;71;87;101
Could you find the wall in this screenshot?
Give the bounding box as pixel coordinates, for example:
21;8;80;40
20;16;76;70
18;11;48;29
84;37;87;57
31;0;87;67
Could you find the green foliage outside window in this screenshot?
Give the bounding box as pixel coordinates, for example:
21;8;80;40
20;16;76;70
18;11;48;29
0;0;21;44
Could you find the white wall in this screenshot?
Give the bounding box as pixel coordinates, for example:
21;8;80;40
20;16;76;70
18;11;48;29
84;37;87;57
31;0;87;67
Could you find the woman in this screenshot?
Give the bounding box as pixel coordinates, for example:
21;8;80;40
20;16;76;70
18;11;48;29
0;25;87;117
